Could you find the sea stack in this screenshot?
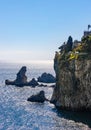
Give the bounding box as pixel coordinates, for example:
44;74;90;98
5;66;39;87
5;66;27;87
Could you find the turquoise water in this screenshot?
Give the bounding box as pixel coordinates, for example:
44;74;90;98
0;64;90;130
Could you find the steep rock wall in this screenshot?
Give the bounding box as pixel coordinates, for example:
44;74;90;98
51;55;91;111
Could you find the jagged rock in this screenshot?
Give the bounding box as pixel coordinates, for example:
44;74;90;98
37;72;55;83
5;66;39;87
15;66;27;84
27;90;48;103
27;78;39;87
5;66;27;87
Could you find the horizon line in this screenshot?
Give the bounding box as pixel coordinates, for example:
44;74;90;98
0;60;54;64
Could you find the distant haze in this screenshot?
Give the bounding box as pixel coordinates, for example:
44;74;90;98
0;50;54;63
0;59;53;69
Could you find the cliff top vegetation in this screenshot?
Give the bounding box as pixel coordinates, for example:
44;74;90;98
56;27;91;61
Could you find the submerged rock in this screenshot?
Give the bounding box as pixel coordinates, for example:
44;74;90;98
38;84;47;87
37;72;55;83
50;84;55;88
27;90;48;103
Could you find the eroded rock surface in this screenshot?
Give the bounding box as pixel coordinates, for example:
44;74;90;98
51;55;91;111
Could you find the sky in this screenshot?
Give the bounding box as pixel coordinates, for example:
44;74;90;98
0;0;91;63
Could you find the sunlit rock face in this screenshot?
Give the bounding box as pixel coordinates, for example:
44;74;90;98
51;55;91;111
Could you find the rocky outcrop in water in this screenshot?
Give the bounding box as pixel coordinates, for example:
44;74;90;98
5;66;39;87
51;33;91;111
38;72;55;83
27;90;48;103
27;78;39;87
5;66;55;87
5;66;27;87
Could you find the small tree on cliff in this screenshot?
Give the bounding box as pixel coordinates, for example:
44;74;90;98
65;36;73;52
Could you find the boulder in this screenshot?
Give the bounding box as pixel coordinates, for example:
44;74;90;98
27;78;39;87
38;84;47;87
37;72;56;83
27;90;48;103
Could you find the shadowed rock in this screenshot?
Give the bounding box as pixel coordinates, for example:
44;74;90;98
37;72;55;83
27;90;49;103
5;66;27;87
15;66;27;84
27;78;39;87
5;66;39;87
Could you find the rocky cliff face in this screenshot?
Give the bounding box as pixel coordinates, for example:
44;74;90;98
51;35;91;111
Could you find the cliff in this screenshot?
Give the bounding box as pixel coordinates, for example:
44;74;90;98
51;34;91;111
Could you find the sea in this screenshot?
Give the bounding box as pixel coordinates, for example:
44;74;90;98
0;62;91;130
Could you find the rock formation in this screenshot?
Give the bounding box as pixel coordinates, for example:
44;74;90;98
27;78;39;87
5;66;27;87
5;66;39;87
37;72;55;83
51;33;91;111
5;66;55;87
27;90;48;103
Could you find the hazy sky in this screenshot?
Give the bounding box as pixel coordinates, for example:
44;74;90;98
0;0;91;63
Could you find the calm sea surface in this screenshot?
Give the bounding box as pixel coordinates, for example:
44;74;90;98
0;63;91;130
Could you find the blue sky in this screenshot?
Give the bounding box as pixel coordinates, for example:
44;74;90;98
0;0;91;63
